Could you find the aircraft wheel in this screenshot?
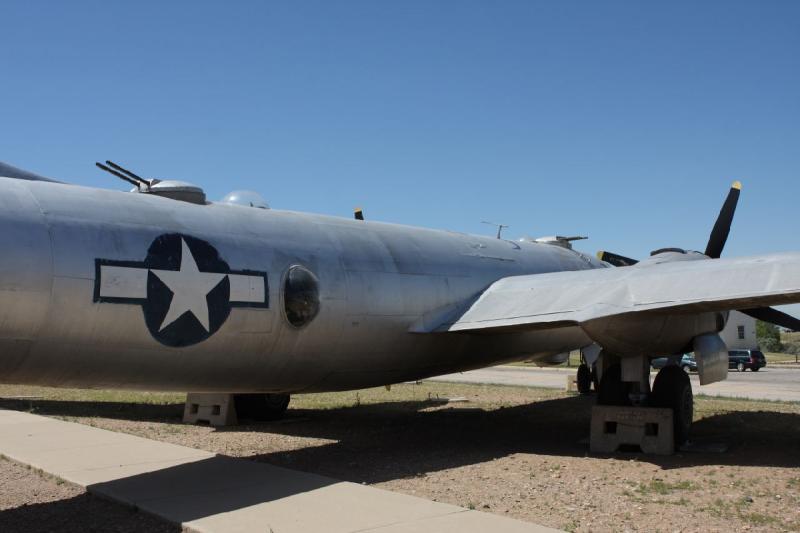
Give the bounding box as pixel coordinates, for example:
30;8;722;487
651;366;693;446
597;364;630;406
681;364;690;372
235;393;291;421
590;364;600;392
576;363;592;394
752;367;760;372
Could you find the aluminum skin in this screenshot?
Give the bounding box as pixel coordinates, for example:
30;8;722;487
0;177;599;393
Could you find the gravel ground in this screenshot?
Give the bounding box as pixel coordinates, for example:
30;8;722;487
0;456;176;533
1;382;800;532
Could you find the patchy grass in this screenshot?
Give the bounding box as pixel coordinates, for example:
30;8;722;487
0;385;184;405
765;351;800;364
694;394;800;413
506;351;582;368
705;498;731;518
0;381;570;418
3;380;800;428
738;511;782;527
636;479;698;496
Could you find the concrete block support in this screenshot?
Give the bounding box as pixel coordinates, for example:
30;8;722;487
183;393;238;426
590;405;674;455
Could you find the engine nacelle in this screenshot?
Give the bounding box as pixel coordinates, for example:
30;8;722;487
581;311;726;358
583;248;729;358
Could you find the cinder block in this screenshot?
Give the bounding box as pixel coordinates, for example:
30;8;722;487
590;405;674;455
183;393;238;426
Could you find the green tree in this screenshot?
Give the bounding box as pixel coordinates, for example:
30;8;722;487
756;320;782;352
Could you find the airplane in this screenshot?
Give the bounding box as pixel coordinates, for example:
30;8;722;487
0;159;799;446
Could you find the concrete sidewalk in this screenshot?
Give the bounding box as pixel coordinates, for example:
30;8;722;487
0;409;559;533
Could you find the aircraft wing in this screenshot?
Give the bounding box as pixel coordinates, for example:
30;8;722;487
437;252;800;333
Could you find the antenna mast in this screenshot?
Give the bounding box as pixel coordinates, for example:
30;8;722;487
482;220;509;239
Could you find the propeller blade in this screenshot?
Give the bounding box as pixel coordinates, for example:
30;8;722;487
354;207;364;220
704;181;741;258
596;250;639;267
740;307;800;331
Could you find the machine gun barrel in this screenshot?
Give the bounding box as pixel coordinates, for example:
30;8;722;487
105;160;148;185
95;162;140;187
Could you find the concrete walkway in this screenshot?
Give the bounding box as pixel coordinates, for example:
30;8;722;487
0;409;559;533
430;365;800;403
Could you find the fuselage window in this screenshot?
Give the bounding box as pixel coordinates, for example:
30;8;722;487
283;265;320;328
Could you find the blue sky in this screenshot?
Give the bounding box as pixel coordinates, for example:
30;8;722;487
1;0;798;263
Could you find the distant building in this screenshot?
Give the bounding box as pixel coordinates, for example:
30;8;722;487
720;310;757;350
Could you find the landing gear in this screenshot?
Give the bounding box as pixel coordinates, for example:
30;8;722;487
576;363;592;394
234;393;291;421
591;353;693;452
597;364;631;406
591;364;600;392
576;348;601;395
651;366;693;446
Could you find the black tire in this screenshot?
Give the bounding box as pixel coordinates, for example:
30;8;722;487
576;363;592;394
752;367;760;372
234;393;291;421
737;362;745;372
651;366;693;446
597;364;630;406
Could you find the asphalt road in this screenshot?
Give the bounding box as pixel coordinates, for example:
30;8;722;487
429;365;800;402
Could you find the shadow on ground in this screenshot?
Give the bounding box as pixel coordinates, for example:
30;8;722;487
0;491;178;533
0;397;184;423
235;398;800;480
3;392;799;484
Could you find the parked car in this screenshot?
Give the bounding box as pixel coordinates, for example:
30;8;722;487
728;350;766;372
651;353;697;372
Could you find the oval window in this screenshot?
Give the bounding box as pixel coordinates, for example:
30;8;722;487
283;266;320;327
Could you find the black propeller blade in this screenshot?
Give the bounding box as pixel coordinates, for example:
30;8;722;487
596;250;639;267
704;181;741;259
354;207;364;220
596;182;800;331
740;307;800;332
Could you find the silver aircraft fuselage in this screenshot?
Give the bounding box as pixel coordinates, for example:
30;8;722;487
0;177;605;393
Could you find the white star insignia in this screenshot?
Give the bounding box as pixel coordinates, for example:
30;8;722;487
150;238;227;332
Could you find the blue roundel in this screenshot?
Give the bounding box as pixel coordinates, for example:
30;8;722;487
94;233;268;348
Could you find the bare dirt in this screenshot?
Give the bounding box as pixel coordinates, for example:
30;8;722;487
0;455;177;532
1;382;800;532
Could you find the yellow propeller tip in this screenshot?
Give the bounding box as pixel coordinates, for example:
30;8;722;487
732;180;742;190
596;251;605;260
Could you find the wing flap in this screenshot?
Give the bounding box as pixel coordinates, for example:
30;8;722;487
441;252;800;332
